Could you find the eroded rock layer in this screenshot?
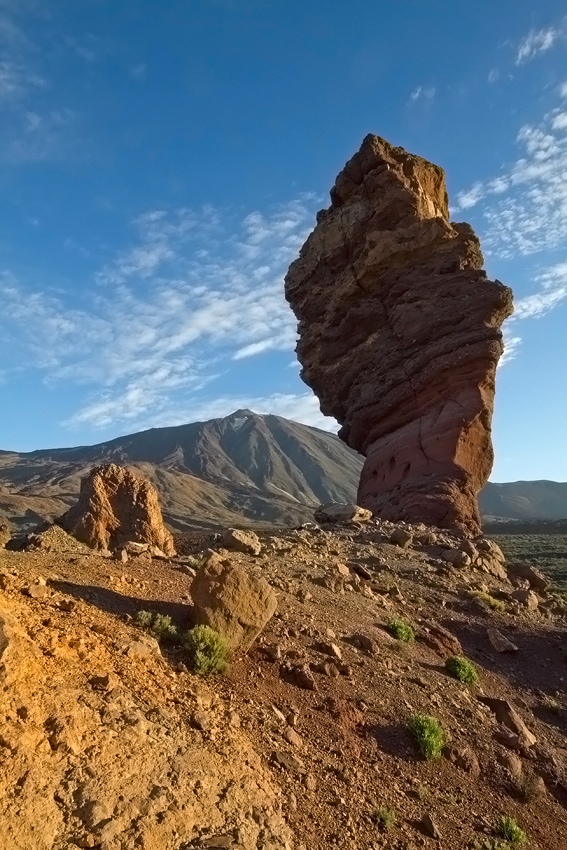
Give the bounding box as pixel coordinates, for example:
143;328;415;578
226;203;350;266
284;134;513;535
60;463;176;555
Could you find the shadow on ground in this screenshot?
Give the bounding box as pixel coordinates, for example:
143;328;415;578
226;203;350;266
51;579;194;627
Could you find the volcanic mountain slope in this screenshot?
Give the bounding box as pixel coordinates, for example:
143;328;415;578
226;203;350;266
481;481;567;522
0;410;363;531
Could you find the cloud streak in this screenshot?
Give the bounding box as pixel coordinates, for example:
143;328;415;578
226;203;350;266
0;196;321;431
455;86;567;361
409;85;436;103
515;25;562;64
455;98;567;259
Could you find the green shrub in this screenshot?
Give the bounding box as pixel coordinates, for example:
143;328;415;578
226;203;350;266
470;591;505;611
386;618;415;643
445;655;479;684
135;610;178;642
185;625;229;676
495;816;527;846
372;806;396;830
409;713;445;760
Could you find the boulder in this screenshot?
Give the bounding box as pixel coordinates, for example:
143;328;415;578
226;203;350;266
220;528;262;556
190;561;277;651
486;627;518;653
419;621;462;657
285;134;513;535
0;519;11;549
510;588;539;611
507;562;551;593
59;464;175;556
390;528;413;548
442;548;472;567
314;503;372;524
479;697;536;747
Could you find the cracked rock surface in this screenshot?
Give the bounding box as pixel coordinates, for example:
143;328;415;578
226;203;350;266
285;134;513;535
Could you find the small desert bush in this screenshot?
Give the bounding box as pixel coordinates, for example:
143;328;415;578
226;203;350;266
372;806;396;830
512;770;545;803
409;713;445;760
185;625;229;676
386;617;415;643
540;694;561;715
470;591;505;612
135;610;178;642
495;815;527;846
445;654;479;684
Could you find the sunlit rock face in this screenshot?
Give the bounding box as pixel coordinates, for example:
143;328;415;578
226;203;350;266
285;134;513;535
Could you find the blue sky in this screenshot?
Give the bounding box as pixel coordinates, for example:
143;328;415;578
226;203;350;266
0;1;566;482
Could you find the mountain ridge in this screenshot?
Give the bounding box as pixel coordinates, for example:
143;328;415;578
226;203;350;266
0;410;565;531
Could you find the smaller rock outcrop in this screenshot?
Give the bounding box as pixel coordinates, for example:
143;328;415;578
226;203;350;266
59;464;175;556
0;518;11;549
191;561;277;650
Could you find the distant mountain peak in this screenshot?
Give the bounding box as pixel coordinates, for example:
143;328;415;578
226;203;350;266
229;408;256;418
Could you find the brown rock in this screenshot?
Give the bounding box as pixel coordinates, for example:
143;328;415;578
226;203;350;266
479;697;536;747
314;503;372;524
59;464;175;556
447;745;481;779
285;134;513;535
486;627;518;653
419;621;462;656
191;561;277;651
420;813;441;840
26;582;50;600
507;562;550;593
442;549;471;567
511;588;539;611
390;528;413;548
280;663;317;691
0;519;11;548
498;751;523;779
219;528;262;556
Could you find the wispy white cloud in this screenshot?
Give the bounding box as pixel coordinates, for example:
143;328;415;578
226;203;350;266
551;110;567;130
488;68;499;84
499;332;522;366
560;81;567;98
409;85;436;103
0;196;321;431
455;98;567;259
141;392;335;433
515;25;562;64
513;262;567;320
455;88;567;361
0;4;80;164
0;59;45;101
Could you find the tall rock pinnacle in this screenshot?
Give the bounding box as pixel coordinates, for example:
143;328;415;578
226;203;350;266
284;135;513;535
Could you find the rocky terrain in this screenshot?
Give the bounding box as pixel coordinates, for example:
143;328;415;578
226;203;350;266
285;134;514;535
2;473;567;849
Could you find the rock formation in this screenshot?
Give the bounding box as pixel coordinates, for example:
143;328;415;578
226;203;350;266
59;463;175;555
191;557;277;650
285;134;513;535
